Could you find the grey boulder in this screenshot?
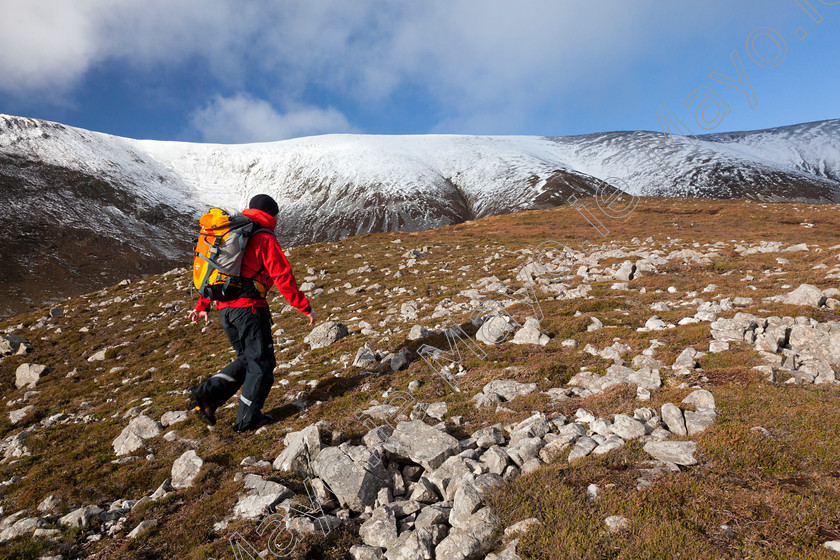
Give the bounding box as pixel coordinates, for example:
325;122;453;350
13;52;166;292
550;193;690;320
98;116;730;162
233;474;293;520
434;507;498;560
682;390;716;409
660;404;687;437
1;334;31;356
15;363;49;389
305;321;349;349
511;317;550;346
610;414;646;440
643;441;698;466
112;415;161;456
171;450;203;489
354;346;378;368
314;445;389;512
768;284;826;307
59;505;103;529
476;314;516;345
384;421;460;471
273;424;322;475
482;380;537;402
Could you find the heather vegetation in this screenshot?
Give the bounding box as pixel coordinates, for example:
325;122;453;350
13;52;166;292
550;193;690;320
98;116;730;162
2;198;840;559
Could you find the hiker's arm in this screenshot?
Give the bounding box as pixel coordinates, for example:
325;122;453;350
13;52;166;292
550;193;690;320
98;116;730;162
260;237;312;317
189;297;212;323
189;309;209;323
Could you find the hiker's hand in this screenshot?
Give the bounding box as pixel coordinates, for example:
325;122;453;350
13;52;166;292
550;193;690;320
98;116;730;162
307;310;317;326
189;310;209;324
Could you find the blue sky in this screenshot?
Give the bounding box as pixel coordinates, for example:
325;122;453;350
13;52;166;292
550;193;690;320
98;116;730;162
0;1;837;143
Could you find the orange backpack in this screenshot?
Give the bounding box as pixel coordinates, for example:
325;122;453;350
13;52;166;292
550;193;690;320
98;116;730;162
192;208;273;301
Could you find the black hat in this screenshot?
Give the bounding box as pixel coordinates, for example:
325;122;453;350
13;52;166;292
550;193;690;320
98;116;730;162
248;194;279;217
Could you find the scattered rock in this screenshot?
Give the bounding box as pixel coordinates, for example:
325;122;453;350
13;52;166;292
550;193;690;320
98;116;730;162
682;390;715;410
273;423;322;475
305;321;349;349
481;380;537;402
350;545;385;560
112;415;161;456
684;408;717;435
824;541;840;553
127;519;158;538
592;435;624;456
569;364;661;394
359;505;398;548
672;347;700;373
0;516;48;542
450;478;484;529
487;541;525;560
0;334;31;356
639;316;674;331
401;302;419;321
661;404;687;436
709;340;730;353
643;441;697;466
160;410;189;427
385;421;460;471
59;505;103;529
613;261;636;282
354;346;378;368
171;450;203;489
408;325;434;340
504;517;541;538
314;445;389;512
9;406;34;425
610;414;646;440
476;315;516;345
15;363;48;389
511;317;550;346
434;507;498;560
150;478;172;500
37;494;62;514
425;401;448;421
233;474;293;520
767;284;826;307
390;349;410;371
385;527;435;560
473;391;503;409
568;437;598;462
87;348;110;362
605;515;629;533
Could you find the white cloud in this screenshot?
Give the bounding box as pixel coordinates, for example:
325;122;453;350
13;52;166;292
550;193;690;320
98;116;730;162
0;0;782;132
0;0;263;95
188;93;355;143
0;1;98;93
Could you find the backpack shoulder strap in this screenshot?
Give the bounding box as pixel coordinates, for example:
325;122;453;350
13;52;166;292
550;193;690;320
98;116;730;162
247;227;277;242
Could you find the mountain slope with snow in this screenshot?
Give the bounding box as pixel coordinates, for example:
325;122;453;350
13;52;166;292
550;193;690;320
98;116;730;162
2;113;839;315
130;133;605;245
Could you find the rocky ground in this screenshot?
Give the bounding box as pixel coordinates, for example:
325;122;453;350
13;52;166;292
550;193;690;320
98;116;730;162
1;198;840;559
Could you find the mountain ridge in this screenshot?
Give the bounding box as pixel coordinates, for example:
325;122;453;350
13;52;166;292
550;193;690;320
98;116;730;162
2;113;839;317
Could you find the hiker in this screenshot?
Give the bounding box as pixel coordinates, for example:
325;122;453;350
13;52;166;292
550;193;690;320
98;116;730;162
188;194;316;431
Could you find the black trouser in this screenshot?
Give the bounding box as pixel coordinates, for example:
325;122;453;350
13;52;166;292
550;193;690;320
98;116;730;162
197;305;275;431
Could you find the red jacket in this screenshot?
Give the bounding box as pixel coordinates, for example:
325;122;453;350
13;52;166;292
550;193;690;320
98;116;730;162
194;208;311;315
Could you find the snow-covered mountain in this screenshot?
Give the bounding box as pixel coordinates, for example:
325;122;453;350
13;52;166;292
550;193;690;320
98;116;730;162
548;119;840;202
4;114;840;244
2;113;839;316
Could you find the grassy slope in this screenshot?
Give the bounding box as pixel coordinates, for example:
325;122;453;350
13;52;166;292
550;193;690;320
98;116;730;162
1;198;839;559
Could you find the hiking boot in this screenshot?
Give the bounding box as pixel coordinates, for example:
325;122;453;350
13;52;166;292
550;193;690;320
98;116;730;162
234;413;275;432
254;414;275;430
188;385;216;426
